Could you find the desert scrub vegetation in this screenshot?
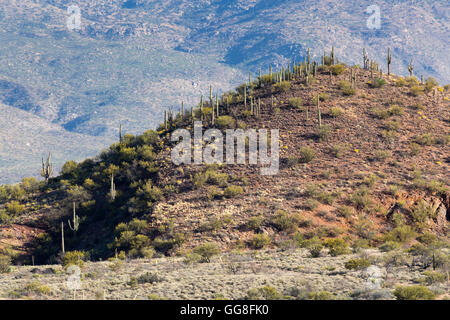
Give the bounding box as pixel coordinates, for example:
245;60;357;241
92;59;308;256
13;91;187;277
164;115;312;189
270;210;303;233
298;146;316;163
248;233;271;249
329;64;346;75
323;238;350;256
393;285;435;300
246;285;283;300
409;86;424;96
192;242;220;263
413;133;436;146
10;281;51;298
216;115;236;129
245;215;265;232
317;125;332;141
274;81;291;93
192;167;229;188
223;185;244;198
312;93;330;103
344;258;371;270
0;253;11;273
328;106;345;117
304;184;340;205
62;250;87;268
288;97;303;109
338;80;356;95
368;78;386;88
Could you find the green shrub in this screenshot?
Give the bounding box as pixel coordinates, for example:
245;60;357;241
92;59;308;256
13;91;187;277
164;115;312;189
395;77;407;87
5;201;25;215
224;185;244;198
246;216;265;231
324;238;350;256
413;133;436;146
308;291;335;300
288;97;303;109
345;258;370;270
329;64;346;75
317;125;332;141
0;210;13;225
369;78;386;88
216;115;235;129
0;254;11;273
246;285;283;300
62;251;86;268
312;93;330;104
271;210;302;233
410;86;424;96
329;107;344;117
424;77;438;93
298;146;316;163
423;271;446;285
338;80;356;95
249;234;271;249
193;243;220;262
304;237;323;257
274;81;291;92
21;281;51;296
393;285;435;300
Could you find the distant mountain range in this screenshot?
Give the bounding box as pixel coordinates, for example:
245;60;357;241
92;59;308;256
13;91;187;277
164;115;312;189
0;0;449;183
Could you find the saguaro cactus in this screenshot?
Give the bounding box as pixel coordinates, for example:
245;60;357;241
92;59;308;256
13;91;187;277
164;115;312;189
68;202;80;232
387;48;392;76
110;174;116;201
317;95;322;127
119;123;123;143
41;153;53;183
61;221;65;254
408;60;414;77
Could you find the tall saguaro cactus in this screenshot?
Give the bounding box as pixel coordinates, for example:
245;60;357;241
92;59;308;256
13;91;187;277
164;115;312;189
387;48;392;76
61;221;65;254
41;153;53;183
408;60;414;77
68;202;80;232
110;174;116;201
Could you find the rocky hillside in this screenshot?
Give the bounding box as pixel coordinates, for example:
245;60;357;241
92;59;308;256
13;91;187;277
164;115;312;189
1;0;449;183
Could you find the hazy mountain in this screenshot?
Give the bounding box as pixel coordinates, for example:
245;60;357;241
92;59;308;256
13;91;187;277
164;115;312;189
0;0;448;183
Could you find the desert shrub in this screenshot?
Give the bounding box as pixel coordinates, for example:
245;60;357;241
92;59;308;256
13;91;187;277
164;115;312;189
338;80;355;95
246;285;283;300
410;86;424;96
246;216;265;231
409;142;421;155
411;200;435;229
388;105;404;116
371;107;390;119
436;135;450;145
0;210;12;225
385;119;401;131
193;243;220;263
395;77;407;87
5;201;25;215
312;93;330;104
216;115;235;129
337;206;354;219
351;188;374;210
422;271;446;285
345;258;370;270
424;77;438;93
20;177;40;193
384;225;416;243
249;234;271;249
62;251;86;268
271;210;302;233
303;199;320;211
329;106;344;117
288;97;303;109
137;181;163;202
0;254;11;273
413;133;435;146
308;291;335;300
223;185;244;198
137;272;164;284
329;64;346;75
61;160;78;176
324;238;350;256
379;241;401;252
21;281;51;297
298;146;316;163
330;143;347;158
207;186;224;200
368;78;386;88
393;285;435;300
274;81;291;92
317;125;332;141
304;237;323;257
